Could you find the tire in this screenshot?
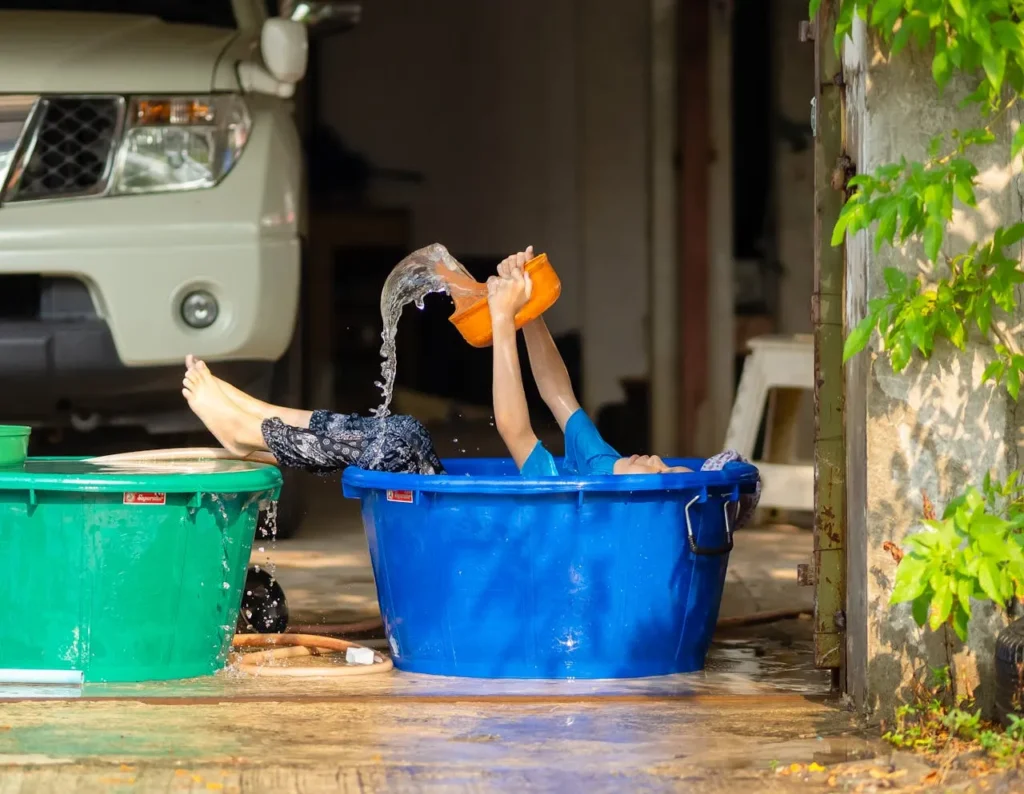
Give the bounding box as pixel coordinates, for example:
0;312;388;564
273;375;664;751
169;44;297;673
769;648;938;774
995;617;1024;725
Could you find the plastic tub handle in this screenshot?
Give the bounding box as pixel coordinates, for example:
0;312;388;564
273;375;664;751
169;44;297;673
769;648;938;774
684;493;735;556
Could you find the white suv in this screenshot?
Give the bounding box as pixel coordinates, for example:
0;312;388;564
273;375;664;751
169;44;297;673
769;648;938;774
0;0;354;434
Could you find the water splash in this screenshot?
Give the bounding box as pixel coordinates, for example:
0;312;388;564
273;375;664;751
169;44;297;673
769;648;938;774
373;243;484;418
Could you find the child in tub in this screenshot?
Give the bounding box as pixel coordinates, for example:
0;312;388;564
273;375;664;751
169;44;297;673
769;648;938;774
487;248;760;522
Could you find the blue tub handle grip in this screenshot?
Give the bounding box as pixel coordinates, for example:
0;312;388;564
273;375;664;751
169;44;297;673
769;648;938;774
684;493;735;556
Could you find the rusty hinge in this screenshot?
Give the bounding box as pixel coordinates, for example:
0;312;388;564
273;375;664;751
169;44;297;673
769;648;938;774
831;154;856;195
799;20;816;42
797;563;816;586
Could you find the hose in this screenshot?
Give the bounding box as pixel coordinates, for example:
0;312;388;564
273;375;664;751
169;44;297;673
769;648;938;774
230;633;393;677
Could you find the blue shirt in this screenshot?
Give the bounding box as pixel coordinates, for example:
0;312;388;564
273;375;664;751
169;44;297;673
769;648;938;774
520;409;621;477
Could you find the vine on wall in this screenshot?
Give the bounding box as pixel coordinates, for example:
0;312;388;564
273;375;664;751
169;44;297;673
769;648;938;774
814;0;1024;641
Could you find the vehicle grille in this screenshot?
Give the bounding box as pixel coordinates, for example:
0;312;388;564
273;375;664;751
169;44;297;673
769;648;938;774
9;97;122;202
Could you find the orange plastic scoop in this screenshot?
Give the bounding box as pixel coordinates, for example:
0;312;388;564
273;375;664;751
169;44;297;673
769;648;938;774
448;253;561;348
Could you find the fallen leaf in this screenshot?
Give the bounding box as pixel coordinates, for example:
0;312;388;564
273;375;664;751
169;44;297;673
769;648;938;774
206;785;224;791
827;775;837;787
119;764;134;772
790;763;803;773
808;762;826;772
922;490;936;521
882;541;904;564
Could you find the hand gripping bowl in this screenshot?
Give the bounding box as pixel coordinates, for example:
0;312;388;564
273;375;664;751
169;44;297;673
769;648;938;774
0;456;281;683
448;253;561;348
343;457;759;679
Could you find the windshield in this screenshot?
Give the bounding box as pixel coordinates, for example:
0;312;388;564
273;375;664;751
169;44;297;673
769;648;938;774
0;1;237;28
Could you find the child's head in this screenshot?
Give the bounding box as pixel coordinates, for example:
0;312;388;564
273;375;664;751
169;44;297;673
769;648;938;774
613;454;691;475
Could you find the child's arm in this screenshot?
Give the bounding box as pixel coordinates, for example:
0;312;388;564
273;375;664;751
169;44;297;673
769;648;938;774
488;268;538;469
522;317;580;431
495;248;581;431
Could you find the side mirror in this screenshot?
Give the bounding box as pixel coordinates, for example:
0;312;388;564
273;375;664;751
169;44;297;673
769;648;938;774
262;18;309;83
282;1;362;36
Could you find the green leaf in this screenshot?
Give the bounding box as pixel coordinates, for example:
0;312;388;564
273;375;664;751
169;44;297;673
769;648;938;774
876;209;899;252
951;604;970;642
954;176;977;207
1001;222;1024;248
832;203;858;247
939;309;966;349
1013;127;1024;161
1008;366;1021;401
948;0;968;19
983;49;1007;94
912;592;931;627
994;20;1024;52
957;578;973;618
843;313;876;362
883;267;908;292
892;558;929;604
933;49;953;88
930;582;954;630
891;335;913;372
983;360;1006;384
978;558;1006;605
924;219;944;262
808;0;822;17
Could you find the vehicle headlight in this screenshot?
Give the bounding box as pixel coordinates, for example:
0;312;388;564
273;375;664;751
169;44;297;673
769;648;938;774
110;95;251;195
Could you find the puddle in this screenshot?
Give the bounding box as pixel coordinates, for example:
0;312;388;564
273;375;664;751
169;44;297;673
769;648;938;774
0;620;828;702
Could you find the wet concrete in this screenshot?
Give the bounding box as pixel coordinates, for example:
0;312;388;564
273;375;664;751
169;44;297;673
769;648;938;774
0;695;874;792
0;433;916;791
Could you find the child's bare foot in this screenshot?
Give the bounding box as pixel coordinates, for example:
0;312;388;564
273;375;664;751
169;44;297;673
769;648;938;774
184;355;315;429
186;355;268;417
182;364;264;458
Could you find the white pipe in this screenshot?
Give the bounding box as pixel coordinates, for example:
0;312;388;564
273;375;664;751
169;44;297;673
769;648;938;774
0;668;84;685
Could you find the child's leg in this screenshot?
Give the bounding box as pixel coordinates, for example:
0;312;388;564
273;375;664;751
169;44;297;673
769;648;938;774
260;417;364;473
186;355;314;429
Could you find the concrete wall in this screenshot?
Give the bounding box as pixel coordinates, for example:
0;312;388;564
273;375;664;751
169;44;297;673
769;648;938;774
844;21;1019;715
318;0;651;410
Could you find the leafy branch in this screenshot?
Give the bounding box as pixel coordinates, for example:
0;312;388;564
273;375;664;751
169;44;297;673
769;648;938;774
811;0;1024;112
891;477;1024;641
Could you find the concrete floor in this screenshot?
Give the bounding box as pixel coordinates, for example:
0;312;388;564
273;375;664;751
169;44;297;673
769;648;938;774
2;434;968;792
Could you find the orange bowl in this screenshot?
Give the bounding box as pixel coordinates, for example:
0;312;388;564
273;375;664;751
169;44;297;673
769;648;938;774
449;253;562;348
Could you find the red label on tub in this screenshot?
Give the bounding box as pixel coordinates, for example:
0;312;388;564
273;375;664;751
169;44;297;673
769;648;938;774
123;492;167;506
386;490;414;504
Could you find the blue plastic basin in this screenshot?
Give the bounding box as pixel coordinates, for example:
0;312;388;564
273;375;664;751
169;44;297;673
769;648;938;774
342;457;759;679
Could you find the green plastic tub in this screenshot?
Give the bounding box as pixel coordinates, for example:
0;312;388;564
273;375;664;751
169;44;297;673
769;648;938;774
0;457;282;683
0;425;30;467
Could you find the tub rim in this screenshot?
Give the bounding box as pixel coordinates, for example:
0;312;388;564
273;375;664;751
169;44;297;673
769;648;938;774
0;456;283;494
342;456;759;497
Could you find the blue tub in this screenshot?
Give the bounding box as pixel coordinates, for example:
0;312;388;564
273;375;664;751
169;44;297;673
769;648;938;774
342;458;759;679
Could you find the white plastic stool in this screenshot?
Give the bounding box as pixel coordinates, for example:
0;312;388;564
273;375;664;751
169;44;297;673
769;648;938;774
724;334;814;512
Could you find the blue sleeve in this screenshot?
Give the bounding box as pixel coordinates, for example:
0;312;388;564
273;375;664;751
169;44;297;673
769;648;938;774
563;409;620;476
520;440;560;477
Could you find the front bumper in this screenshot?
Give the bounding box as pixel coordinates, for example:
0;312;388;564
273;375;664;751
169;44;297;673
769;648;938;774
0;101;302;367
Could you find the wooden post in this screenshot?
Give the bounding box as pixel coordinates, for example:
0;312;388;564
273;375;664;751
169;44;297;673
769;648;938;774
812;0;848;679
677;0;710;454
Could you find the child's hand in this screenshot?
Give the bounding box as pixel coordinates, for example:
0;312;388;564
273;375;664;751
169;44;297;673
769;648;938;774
487;267;533;322
496;246;534;278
